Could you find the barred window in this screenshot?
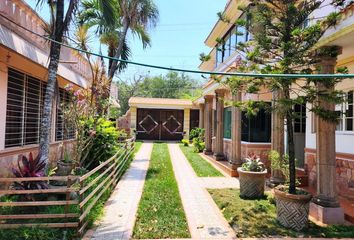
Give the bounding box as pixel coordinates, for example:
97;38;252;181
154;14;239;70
223;107;232;139
336;91;354;131
5;68;46;148
55;88;75;141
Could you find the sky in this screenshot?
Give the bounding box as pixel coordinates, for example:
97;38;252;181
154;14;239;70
25;0;226;82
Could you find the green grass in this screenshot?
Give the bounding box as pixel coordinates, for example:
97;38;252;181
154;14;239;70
0;142;141;240
209;189;354;238
179;144;223;177
133;143;190;239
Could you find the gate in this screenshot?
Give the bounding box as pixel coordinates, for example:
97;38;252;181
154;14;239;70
136;108;184;140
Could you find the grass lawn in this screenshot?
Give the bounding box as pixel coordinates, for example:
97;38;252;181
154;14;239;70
133;143;190;239
209;189;354;238
179;144;223;177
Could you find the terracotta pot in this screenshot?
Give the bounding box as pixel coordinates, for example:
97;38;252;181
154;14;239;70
237;167;267;198
274;187;312;231
56;160;74;176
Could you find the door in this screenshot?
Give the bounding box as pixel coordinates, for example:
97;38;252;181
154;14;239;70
294;104;306;168
136;108;184;140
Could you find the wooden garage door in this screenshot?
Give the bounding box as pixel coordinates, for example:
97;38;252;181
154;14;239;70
136;108;184;140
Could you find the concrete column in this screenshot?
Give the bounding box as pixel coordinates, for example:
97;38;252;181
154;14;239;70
231;91;242;169
270;90;285;185
310;47;344;225
199;103;204;129
130;107;137;137
183;108;190;140
214;89;226;160
0;62;8;150
203;95;213;155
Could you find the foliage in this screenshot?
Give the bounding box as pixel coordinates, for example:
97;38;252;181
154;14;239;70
189;127;205;141
181;139;189;146
210;189;354;238
269;150;289;181
179;145;223;177
192;137;205;153
11;152;48;195
221;0;349;193
133;143;190;239
241;154;265;172
117;71;203;115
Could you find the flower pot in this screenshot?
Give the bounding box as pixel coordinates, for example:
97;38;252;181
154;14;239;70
56;160;74;176
274;187;312;231
237;167;267;198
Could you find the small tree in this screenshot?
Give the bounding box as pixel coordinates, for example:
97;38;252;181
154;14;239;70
221;0;348;194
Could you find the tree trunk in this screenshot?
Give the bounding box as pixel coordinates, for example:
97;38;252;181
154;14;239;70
284;87;296;194
39;0;65;169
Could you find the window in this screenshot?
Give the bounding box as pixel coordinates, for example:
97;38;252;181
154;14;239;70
5;69;45;148
241;106;271;142
294;104;306;133
336;91;354;131
55;88;75;141
223;107;232;139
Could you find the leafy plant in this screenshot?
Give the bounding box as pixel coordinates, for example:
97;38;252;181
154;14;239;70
189;128;204;141
241;154;265;172
11;152;48;194
63;151;73;163
192;137;205;153
181;139;189;146
269;150;289;181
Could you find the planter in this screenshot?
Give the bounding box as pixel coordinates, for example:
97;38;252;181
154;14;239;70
237;167;267;198
274;187;312;231
56;160;75;176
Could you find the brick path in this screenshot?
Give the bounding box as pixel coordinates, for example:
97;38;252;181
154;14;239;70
168;143;236;240
87;142;153;240
199;177;239;189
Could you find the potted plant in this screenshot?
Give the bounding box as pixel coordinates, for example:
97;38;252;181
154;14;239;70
269;150;312;231
237;154;267;199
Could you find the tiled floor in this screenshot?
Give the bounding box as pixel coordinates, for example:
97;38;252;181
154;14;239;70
86;142;153;240
168;143;236;240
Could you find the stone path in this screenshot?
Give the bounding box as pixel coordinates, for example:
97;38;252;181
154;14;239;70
199;177;239;189
168;143;236;240
87;142;153;240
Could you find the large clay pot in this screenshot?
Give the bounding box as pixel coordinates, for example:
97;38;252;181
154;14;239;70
237;167;267;198
274;187;312;231
56;160;74;176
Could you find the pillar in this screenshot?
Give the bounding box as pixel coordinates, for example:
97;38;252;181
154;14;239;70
0;62;8;150
310;46;344;225
231;91;242;169
130;107;137;137
270;90;285;185
183;108;190;140
199;103;204;129
214;89;226;160
203;95;213;155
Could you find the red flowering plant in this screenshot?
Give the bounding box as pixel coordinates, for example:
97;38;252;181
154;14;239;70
12;152;48;195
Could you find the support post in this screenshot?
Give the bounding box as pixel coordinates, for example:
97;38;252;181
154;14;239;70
214;89;226;160
310;46;344;225
199;103;204;129
231;91;242;169
203;95;213;155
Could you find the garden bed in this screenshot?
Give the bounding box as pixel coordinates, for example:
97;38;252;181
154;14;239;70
133;143;190;239
179;144;223;177
209;189;354;238
0;139;139;240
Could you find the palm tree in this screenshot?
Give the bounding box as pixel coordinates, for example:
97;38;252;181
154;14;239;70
37;0;78;169
107;0;159;79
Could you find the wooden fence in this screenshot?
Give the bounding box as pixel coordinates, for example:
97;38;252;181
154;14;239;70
0;138;135;236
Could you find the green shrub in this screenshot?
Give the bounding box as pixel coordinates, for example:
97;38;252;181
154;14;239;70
181;139;189;146
189;128;205;140
192;137;205;153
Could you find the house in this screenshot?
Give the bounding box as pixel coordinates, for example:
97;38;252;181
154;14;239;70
196;0;354;224
0;0;91;177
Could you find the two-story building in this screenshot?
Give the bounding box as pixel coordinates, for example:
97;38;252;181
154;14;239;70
0;0;91;177
196;0;354;224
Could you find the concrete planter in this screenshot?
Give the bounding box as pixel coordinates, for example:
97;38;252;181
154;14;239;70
56;160;74;176
237;167;267;198
274;187;312;231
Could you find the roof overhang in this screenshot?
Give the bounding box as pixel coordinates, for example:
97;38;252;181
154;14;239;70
129;97;194;110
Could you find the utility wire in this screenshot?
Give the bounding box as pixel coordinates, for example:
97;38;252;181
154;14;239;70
1;13;354;79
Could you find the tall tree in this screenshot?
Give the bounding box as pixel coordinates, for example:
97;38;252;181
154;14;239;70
223;0;348;193
37;0;78;169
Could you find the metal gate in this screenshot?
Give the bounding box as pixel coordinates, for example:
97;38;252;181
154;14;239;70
136;108;184;140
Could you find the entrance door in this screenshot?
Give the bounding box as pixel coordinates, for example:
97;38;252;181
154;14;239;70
294;104;306;168
136;108;184;140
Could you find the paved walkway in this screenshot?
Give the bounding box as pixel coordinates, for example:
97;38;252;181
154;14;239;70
199;177;239;189
168;143;236;240
88;142;153;240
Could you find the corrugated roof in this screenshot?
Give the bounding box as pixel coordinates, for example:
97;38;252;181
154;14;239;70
129;97;193;107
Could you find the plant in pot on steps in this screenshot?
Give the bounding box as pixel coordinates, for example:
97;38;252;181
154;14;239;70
56;148;75;176
237;154;267;199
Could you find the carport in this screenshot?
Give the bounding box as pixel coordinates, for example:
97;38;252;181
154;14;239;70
128;97;199;141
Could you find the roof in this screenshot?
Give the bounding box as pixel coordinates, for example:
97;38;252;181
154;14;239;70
129;97;194;109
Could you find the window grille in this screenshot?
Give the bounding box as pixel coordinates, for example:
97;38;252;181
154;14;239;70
223;107;232;139
336;91;354;131
55;88;76;141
